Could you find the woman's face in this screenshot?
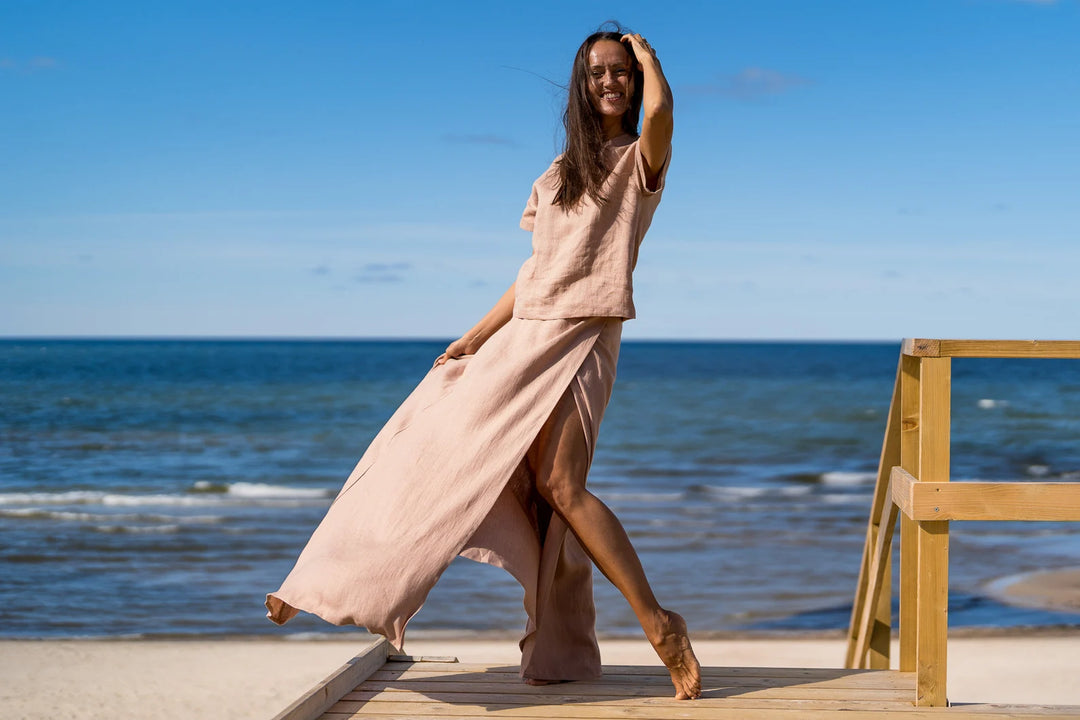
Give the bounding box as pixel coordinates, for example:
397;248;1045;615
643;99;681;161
585;39;634;119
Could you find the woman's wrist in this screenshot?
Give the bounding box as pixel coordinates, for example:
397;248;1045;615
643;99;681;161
464;325;493;351
638;52;662;73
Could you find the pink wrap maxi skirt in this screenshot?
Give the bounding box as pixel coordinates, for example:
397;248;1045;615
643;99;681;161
266;315;623;681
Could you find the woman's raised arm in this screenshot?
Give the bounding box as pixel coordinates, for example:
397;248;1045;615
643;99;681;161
623;33;673;191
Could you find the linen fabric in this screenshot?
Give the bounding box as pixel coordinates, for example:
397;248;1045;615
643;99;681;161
266;316;621;680
514;135;671;321
267;137;668;681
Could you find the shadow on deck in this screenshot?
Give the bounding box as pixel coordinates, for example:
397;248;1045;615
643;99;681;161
271;639;1080;720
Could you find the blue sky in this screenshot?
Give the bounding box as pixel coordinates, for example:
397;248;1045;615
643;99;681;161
2;0;1077;340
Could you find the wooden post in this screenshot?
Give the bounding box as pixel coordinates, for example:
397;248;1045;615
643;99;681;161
898;354;920;673
915;357;951;707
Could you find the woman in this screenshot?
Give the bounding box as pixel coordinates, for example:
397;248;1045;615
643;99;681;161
267;27;701;700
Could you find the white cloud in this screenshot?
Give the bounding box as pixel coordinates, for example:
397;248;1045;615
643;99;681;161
442;133;517;147
686;67;811;101
0;56;60;72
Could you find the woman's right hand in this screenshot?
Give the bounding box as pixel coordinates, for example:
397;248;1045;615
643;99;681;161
433;282;514;367
434;335;479;366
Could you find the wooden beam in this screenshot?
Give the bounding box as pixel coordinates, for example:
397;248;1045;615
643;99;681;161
901;339;941;357
852;479;900;668
271;637;390;720
915;357;950;708
846;529;874;668
871;552;893;668
891;470;1080;521
902;339;1080;359
846;361;901;670
891;467;915;519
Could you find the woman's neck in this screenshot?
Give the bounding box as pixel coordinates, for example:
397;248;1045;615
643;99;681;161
602;116;625;142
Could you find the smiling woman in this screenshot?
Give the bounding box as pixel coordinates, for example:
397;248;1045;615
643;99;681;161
265;22;700;701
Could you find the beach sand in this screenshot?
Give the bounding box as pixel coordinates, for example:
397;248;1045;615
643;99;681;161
989;567;1080;613
2;632;1078;719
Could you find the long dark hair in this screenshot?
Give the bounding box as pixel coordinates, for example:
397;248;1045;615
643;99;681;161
554;25;644;209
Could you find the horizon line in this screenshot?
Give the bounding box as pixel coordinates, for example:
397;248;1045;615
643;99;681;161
0;334;905;344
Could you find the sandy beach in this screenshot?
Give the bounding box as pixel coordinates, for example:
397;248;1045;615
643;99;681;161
2;632;1078;719
988;568;1080;613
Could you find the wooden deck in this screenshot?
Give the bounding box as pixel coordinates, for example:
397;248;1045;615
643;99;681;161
272;639;1080;720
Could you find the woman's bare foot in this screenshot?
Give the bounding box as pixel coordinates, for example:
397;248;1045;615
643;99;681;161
648;609;702;700
523;677;571;686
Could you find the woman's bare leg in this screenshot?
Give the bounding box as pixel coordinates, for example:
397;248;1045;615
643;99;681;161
527;385;701;700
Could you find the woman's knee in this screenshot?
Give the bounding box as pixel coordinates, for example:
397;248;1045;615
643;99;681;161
536;470;587;514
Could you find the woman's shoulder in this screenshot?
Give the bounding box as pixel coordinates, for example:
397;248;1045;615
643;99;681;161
531;155;562;187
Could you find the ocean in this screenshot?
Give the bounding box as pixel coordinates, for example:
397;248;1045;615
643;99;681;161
1;339;1078;639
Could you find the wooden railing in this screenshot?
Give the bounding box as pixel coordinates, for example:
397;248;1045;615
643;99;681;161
845;339;1080;706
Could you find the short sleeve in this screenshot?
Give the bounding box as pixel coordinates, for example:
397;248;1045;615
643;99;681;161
520;182;539;231
635;142;672;196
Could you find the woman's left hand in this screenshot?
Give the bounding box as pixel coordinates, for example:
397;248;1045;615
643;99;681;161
621;33;657;70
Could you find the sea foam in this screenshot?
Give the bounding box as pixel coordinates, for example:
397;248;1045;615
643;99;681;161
820;471;877;486
0;483;332;508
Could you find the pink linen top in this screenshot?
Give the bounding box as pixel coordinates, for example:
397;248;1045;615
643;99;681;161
514;135;671;321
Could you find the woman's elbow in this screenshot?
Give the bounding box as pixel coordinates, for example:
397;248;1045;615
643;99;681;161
643;96;673;124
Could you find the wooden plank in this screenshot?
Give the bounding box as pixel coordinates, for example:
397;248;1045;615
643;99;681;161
322;699;1080;719
901;339;1080;359
320;706;1080;720
342;690;916;710
871;552;893;669
340;690;1080;716
944;706;1080;718
852;481;900;667
350;690;917;708
388;654;460;663
341;690;915;708
940;340;1080;359
902;480;1080;521
381;662;519;673
352;677;912;698
367;668;913;689
273;637;390;720
870;358;902;671
915;356;950;708
346;682;913;701
331;699;914;719
322;713;1080;720
846;361;901;669
379;662;892;679
846;526;875;665
898;353;921;673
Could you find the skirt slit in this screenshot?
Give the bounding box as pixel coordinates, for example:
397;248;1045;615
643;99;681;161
266;316;621;680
